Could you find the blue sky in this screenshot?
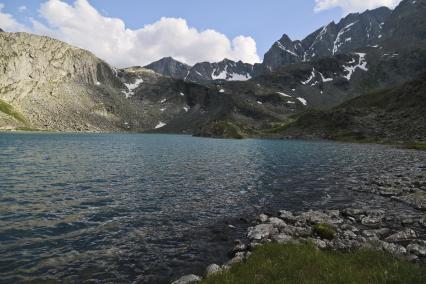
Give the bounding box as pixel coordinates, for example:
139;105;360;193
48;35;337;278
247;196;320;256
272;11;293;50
0;0;401;66
2;0;342;56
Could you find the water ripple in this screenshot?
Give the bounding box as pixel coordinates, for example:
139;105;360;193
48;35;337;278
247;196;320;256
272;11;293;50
0;133;425;283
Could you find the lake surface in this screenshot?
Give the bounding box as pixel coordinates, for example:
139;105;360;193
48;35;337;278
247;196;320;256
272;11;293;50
0;133;424;283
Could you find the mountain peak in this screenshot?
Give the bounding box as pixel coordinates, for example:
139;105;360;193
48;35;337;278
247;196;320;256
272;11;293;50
0;28;4;32
144;57;191;79
278;34;293;45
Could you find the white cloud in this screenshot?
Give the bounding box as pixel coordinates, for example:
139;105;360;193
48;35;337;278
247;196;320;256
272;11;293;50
18;5;27;12
1;0;260;67
0;3;28;31
314;0;402;14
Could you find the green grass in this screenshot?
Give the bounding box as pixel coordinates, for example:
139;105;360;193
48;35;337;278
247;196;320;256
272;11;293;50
0;99;27;123
211;121;244;139
402;142;426;151
15;127;44;132
202;243;426;284
313;224;336;240
262;118;296;134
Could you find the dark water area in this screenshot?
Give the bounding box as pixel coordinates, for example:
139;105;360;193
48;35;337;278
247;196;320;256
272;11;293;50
0;133;425;283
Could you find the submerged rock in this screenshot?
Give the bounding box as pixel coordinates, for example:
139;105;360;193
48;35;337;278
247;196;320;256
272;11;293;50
361;216;383;228
257;214;269;223
172;274;201;284
393;191;426;211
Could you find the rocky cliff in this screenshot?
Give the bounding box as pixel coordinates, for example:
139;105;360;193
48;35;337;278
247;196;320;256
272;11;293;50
0;32;125;131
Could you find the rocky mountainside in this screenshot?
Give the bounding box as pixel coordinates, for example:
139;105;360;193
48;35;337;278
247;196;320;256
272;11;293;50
254;7;391;74
145;57;254;84
0;32;226;132
183;0;426;138
144;57;191;80
279;73;426;143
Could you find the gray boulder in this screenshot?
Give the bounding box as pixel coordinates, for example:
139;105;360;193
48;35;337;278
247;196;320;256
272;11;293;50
172;274;201;284
205;264;222;277
385;229;417;243
268;217;287;228
407;243;426;257
379;241;407;256
247;224;278;240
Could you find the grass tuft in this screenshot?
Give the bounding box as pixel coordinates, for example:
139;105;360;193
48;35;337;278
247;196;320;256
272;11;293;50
202;243;426;284
0;99;27;123
313;223;336;240
402;142;426;151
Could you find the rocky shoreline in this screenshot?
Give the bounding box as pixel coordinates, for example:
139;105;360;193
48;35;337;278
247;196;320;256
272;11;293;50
172;158;426;283
172;205;425;283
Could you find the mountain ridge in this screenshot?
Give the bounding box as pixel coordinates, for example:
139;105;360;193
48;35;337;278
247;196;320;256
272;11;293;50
0;0;425;142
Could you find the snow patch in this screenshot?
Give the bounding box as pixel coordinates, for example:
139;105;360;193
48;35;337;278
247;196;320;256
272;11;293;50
276;41;299;57
155;122;166;129
212;66;228;80
219;89;225;93
342;53;368;81
179;92;185;96
160;108;166;112
183;106;189;112
333;21;357;54
228;72;251;81
160;99;167;103
122;78;143;98
277;92;291;97
319;72;333;82
257;101;263;105
301;69;315;85
297;97;307;106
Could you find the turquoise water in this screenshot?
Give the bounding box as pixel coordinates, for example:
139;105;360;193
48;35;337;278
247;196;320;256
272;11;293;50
0;133;423;283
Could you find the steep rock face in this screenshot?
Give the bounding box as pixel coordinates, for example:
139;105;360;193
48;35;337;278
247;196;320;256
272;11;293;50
380;0;426;49
185;59;254;83
144;57;191;80
0;32;128;131
254;7;391;74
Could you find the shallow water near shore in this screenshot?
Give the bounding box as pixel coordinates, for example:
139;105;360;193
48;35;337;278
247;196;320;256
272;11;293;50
0;133;425;283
